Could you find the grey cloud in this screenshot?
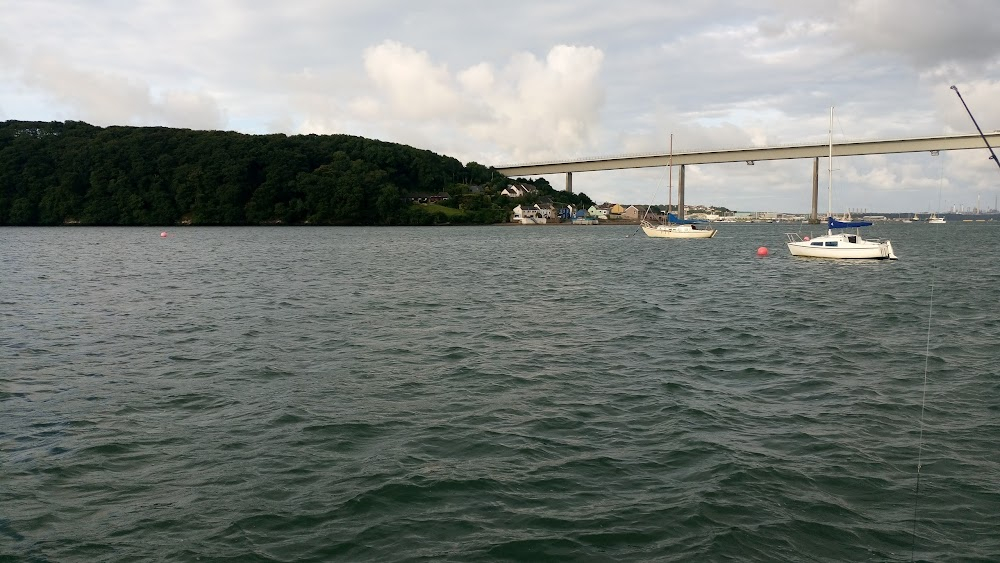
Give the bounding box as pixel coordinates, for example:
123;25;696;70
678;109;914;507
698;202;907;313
20;50;225;130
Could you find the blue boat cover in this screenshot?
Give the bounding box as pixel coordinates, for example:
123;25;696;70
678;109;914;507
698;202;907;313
827;216;872;229
667;212;708;224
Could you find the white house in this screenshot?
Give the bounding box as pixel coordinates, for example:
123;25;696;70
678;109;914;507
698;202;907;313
512;203;552;224
511;204;551;225
501;183;539;198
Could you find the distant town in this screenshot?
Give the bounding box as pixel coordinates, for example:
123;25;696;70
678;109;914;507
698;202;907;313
501;183;999;225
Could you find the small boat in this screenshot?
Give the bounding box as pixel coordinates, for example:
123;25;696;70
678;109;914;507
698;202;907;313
641;214;718;238
785;107;898;260
641;134;718;240
787;217;897;259
927;213;946;224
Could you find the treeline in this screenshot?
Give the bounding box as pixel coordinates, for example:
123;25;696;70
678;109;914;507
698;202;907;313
0;120;592;226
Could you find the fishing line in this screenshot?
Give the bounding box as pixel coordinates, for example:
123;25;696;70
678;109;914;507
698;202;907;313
908;137;956;560
911;84;1000;560
909;281;934;561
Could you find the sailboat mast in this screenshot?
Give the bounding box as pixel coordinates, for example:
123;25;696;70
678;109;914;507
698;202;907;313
828;107;834;219
668;133;673;213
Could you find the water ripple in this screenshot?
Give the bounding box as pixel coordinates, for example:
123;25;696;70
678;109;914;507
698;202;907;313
2;224;998;562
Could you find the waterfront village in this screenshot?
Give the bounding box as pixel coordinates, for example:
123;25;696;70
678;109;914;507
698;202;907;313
409;182;996;226
495;182;999;224
497;182;798;225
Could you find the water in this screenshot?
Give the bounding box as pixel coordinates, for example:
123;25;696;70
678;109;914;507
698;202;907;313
2;222;998;562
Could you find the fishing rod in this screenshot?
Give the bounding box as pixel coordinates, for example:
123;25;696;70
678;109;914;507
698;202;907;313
950;85;1000;173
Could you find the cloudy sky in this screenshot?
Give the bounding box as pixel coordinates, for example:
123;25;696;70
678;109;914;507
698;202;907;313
3;0;999;213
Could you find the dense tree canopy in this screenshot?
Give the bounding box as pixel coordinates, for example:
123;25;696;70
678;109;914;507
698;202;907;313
0;120;592;226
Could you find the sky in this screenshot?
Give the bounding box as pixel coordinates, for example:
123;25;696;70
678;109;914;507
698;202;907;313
2;0;1000;213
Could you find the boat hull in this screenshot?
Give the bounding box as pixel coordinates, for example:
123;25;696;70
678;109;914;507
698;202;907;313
786;233;896;259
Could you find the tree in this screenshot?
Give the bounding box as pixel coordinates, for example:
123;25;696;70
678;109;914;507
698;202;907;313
0;119;527;226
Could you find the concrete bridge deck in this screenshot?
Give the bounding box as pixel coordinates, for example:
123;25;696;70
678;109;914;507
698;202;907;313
495;133;1000;176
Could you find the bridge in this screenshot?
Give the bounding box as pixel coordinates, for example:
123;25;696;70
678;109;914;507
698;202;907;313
495;132;1000;221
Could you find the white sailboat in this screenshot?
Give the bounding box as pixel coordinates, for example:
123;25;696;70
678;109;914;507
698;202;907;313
641;134;718;239
641;213;718;238
928;159;947;223
785;108;898;260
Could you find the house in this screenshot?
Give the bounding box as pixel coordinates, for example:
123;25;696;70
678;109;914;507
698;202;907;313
500;183;538;198
512;201;559;224
609;203;625;219
588;205;610;220
558;204;577;220
512;203;548;224
622;205;641;221
535;202;556;219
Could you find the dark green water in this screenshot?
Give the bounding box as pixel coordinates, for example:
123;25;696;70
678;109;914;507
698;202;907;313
2;222;998;562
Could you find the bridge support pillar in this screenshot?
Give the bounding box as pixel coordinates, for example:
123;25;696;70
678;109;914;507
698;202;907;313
677;165;685;219
565;172;573;193
810;157;820;224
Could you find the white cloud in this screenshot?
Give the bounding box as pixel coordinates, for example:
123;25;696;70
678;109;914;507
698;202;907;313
17;50;225;129
361;41;463;120
347;41;606;163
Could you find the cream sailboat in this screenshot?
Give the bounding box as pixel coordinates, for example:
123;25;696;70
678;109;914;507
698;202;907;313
640;134;718;239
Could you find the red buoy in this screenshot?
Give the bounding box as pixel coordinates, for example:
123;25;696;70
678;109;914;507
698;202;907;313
756;246;769;256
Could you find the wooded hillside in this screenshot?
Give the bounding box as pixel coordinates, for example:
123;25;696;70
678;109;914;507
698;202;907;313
0;120;533;226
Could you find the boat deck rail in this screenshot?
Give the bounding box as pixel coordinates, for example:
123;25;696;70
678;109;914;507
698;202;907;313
785;232;888;244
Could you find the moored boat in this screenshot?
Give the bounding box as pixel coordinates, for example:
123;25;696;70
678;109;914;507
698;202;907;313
641;134;719;240
786;217;897;259
785;107;898;260
641;219;718;238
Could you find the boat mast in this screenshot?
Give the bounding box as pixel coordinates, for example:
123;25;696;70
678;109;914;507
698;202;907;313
828;106;834;221
667;133;673;214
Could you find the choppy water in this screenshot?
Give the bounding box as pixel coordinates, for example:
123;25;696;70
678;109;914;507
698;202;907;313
2;222;998;562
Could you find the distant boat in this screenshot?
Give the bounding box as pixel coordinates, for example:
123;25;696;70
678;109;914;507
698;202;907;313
785;107;898;260
641;134;718;239
928;214;946;224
